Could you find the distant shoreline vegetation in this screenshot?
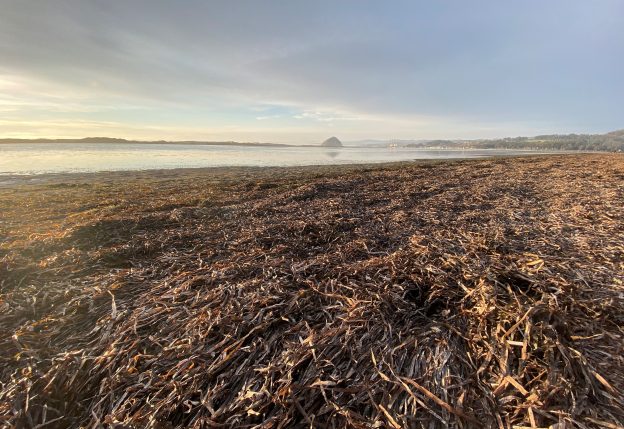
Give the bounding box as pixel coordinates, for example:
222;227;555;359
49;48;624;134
404;129;624;152
0;137;299;147
1;129;623;151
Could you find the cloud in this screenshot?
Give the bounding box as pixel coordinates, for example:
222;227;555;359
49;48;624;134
0;0;622;140
293;110;364;123
255;115;281;121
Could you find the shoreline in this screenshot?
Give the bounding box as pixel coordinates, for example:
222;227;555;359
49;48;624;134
0;152;579;188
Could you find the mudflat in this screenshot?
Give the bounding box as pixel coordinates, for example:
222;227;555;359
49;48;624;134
1;154;623;428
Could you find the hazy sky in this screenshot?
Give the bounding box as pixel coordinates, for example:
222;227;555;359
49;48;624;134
1;1;622;143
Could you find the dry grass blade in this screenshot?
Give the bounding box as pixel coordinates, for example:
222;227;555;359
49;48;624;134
0;154;623;428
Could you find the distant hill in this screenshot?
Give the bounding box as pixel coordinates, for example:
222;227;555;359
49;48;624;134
2;130;623;152
606;129;624;138
321;136;343;147
465;130;624;152
0;137;291;147
404;130;624;152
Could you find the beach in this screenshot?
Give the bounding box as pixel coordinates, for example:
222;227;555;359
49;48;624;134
1;154;623;427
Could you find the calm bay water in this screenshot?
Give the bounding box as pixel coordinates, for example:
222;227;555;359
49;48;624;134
0;143;539;175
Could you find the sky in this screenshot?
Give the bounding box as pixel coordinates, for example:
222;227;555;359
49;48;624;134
0;1;622;143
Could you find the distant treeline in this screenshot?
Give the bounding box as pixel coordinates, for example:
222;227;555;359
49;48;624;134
3;131;624;151
407;130;624;152
468;131;624;151
0;137;290;147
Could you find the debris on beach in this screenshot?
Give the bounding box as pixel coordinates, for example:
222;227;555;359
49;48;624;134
0;154;622;428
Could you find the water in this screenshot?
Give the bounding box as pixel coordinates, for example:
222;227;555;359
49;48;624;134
0;142;540;175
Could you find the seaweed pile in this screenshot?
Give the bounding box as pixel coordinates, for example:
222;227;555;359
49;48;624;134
1;155;623;428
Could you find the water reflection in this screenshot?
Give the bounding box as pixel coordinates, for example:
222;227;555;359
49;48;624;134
0;142;546;175
324;150;341;159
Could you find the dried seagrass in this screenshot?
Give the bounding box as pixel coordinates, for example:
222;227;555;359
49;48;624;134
0;154;622;428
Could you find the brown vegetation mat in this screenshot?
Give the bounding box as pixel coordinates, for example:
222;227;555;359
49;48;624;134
1;154;623;428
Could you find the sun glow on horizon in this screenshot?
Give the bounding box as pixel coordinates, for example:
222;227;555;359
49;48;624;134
1;1;622;142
